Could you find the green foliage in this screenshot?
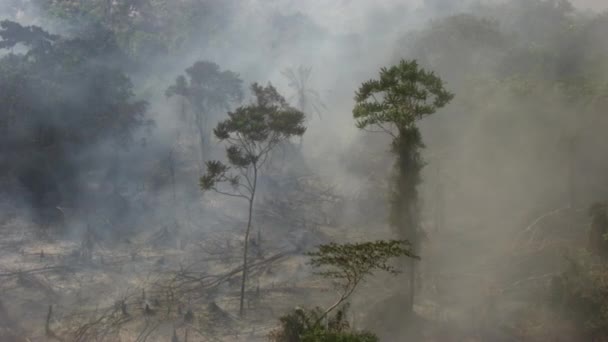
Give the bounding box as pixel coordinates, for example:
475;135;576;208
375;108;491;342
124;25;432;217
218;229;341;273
308;240;419;284
166;61;243;113
352;60;452;312
0;20;58;52
269;307;379;342
199;161;235;191
34;0;237;58
201;82;306;316
0;21;150;217
353;59;453;133
0;21;147;143
166;60;243;161
271;240;412;340
214;83;306;141
201;83;306;196
307;240;418;321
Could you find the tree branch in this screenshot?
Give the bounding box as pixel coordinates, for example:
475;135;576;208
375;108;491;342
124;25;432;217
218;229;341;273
210;187;249;201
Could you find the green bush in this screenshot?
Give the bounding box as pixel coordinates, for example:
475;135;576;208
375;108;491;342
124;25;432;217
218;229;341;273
269;306;378;342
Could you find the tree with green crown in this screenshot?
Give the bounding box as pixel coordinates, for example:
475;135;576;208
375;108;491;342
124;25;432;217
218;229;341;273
353;59;454;313
200;82;306;316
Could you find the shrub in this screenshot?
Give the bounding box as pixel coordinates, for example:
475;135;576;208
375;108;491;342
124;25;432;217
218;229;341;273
269;306;378;342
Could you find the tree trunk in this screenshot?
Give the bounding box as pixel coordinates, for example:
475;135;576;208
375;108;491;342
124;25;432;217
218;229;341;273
239;166;257;317
392;127;424;315
196;118;206;166
239;198;254;316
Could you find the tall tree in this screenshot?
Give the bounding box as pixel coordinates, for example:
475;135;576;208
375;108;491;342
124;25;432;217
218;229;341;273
281;65;326;121
353;59;453;313
200;83;306;316
166;61;243;166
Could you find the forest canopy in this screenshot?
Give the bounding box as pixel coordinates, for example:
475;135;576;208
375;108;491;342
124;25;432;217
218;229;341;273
0;20;149;222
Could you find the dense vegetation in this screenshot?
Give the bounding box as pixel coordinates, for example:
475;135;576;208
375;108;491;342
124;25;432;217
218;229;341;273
0;20;150;228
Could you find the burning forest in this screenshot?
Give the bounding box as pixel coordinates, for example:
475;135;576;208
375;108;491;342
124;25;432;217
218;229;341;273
2;0;608;341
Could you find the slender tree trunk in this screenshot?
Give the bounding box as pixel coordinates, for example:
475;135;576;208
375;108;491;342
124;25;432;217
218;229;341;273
196;116;206;166
316;280;359;325
239;198;253;316
239;166;258;317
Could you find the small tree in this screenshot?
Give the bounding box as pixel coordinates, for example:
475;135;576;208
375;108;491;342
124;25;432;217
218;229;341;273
200;83;306;316
270;240;416;342
308;240;418;322
166;61;243;164
353;59;453;313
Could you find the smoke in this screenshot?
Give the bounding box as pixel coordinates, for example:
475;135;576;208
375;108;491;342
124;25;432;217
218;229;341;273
1;0;608;340
571;0;608;10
